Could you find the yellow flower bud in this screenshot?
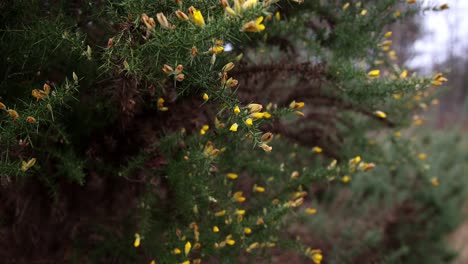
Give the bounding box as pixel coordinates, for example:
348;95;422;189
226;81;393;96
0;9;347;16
261;132;273;143
8;109;19;120
229;123;238;132
247;103;262;113
374;110;387;119
21;158;36;172
134;233;141;247
368;69;380;78
312;146;322;153
234;106;240;115
222;62;235;72
176;10;189;21
184;241;191;256
227;173;238;180
162;64;174;74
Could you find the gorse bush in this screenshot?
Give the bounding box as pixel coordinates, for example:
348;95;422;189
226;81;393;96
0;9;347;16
0;0;462;263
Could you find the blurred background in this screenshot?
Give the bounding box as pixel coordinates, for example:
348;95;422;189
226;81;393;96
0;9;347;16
407;0;468;125
404;0;468;262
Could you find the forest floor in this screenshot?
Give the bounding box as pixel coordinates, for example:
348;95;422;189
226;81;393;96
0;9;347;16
450;204;468;263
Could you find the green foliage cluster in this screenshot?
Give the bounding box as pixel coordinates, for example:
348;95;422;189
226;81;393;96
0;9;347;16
0;0;464;263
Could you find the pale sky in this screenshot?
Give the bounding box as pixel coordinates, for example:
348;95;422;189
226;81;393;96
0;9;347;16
409;0;468;70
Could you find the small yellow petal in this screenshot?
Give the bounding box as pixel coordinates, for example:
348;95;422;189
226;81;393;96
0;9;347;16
374;110;387;119
229;123;239;132
227;173;238;180
368;69;380;77
234;106;241;115
203;93;209;101
213;226;220;232
305;208;317;215
184;241;192;256
134;233;141;248
341;175;351;183
431;177;439;187
312;146;322;153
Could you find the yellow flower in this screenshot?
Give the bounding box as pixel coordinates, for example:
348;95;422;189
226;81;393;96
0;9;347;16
431;177;439;187
226;239;235;246
134;233;141;247
246;242;260;253
394;10;401;17
261;143;272;152
407;0;416;4
32;89;46;101
368;69;380;78
181;261;190;264
172;248;181;254
341;175;351;183
360;9;367;16
157;97;168;111
305;208;317;215
247;103;262;113
215;210;226;217
213;226;220;232
374;110;387;119
251;112;264;119
384;31;392;38
21;158;36;172
242;16;266;33
209;46;224;54
233;106;241;115
312;146;322;153
203;93;209;101
229;123;238;132
222;62;235;72
253;185;265;193
0;102;6;110
227;173;238;180
242;0;258;9
245;118;253;126
294;111;305;117
275;11;280;21
8;109;19;120
418;153;427;160
235;209;246;216
394;131;401;137
184;241;191;256
233;191;246;203
289;100;305;109
342;2;350;10
188;6;205;27
150;260;156;264
311;250;323;264
243;227;252;234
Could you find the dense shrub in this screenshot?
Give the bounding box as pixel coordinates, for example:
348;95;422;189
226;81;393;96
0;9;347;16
0;0;463;263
